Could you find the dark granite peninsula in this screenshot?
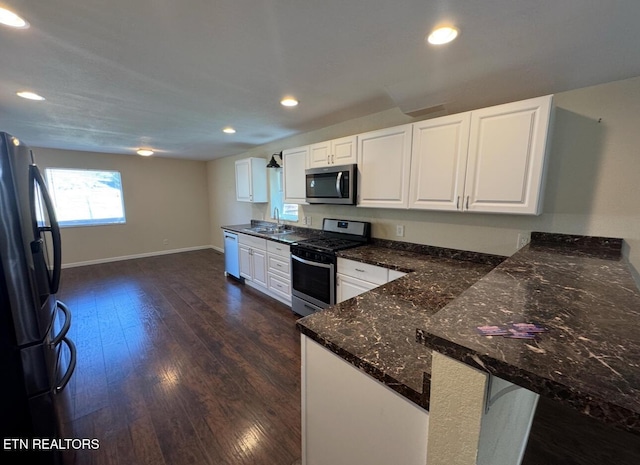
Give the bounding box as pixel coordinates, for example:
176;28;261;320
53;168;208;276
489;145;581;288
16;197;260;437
297;242;504;408
297;232;640;464
417;233;640;435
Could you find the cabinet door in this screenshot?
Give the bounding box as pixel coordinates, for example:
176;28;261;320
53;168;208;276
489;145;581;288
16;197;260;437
332;135;357;165
252;248;268;288
409;113;471;211
239;244;252;280
235;159;252;202
308;141;331;168
336;273;378;303
235;158;267;203
283;146;309;204
464;95;553;215
357;124;413;208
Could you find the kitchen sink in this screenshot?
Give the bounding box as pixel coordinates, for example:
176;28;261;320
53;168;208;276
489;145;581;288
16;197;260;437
243;226;292;235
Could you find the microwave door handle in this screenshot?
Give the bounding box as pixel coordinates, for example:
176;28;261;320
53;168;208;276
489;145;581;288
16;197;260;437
335;172;343;197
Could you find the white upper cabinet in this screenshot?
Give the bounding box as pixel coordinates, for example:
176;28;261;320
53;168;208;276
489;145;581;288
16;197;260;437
282;146;309;204
357;124;413;208
235;157;268;203
408;94;553;214
464;95;553;214
308;135;357;168
409;113;471;211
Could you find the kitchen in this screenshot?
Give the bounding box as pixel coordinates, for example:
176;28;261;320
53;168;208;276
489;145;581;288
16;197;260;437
2;1;640;465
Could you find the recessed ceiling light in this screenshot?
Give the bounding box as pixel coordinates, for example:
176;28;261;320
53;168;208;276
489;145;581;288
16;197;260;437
137;149;154;156
280;97;299;107
0;7;29;29
223;127;236;134
17;91;45;101
427;26;459;45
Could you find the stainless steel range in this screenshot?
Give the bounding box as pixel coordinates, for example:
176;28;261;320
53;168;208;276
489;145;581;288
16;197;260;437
291;218;370;317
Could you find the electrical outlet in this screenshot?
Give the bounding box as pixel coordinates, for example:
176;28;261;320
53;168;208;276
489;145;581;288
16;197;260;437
396;225;405;237
305;216;312;226
516;232;530;250
163;239;169;246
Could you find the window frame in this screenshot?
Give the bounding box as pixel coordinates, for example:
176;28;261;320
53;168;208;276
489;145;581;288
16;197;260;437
44;167;127;228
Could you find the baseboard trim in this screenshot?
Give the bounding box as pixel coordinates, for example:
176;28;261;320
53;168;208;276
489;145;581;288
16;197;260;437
62;245;216;269
211;245;224;253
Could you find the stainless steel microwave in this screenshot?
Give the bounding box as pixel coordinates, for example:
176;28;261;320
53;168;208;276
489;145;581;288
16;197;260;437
305;164;356;205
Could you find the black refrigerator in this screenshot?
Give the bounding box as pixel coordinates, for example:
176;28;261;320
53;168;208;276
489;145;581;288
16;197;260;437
0;132;76;464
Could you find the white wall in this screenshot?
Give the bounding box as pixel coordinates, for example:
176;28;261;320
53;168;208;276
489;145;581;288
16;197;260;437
208;76;640;277
35;147;211;266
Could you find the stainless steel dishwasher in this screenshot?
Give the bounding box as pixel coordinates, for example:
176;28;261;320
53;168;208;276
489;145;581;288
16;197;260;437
223;230;241;279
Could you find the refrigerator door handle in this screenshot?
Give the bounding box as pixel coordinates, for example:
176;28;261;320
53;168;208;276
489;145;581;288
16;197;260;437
29;164;62;294
55;337;76;393
50;301;72;346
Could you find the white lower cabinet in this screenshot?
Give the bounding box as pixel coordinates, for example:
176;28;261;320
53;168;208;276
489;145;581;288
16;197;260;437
336;258;407;303
336;274;378;303
301;335;429;465
239;234;292;305
266;241;291;304
239;234;267;288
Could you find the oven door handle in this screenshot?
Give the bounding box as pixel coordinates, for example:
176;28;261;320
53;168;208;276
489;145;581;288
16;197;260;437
291;254;333;269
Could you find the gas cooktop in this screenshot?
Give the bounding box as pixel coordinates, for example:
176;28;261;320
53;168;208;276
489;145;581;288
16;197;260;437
293;218;371;255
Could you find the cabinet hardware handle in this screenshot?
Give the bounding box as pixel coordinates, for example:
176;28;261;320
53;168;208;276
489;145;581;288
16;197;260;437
355;268;365;272
466;196;470;210
331;154;334;163
456;196;460;210
327;155;330;164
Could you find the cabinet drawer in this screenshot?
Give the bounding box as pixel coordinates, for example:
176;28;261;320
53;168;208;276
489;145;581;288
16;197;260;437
238;233;267;250
268;273;291;301
268;254;290;276
267;241;290;257
337;258;388;285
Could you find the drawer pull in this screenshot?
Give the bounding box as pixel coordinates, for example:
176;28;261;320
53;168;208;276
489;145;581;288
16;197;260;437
355;268;365;272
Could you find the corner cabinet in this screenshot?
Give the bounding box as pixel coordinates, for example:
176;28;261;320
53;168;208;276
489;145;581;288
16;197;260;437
357;124;413;208
464;95;553;214
235;157;268;203
308;135;357;168
282;146;308;204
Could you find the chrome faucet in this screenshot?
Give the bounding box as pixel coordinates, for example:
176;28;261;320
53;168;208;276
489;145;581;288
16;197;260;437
273;207;281;231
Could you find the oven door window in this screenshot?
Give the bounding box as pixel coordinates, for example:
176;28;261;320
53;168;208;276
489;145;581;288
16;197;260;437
292;255;333;305
306;172;347;199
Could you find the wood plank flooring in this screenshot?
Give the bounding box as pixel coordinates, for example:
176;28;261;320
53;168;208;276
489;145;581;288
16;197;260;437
56;249;301;465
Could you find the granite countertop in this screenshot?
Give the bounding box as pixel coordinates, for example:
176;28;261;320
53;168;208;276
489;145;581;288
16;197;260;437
297;242;503;408
221;221;318;244
296;231;640;435
417;233;640;435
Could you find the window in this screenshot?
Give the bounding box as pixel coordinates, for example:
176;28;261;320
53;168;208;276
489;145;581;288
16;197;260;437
268;169;298;222
45;168;126;227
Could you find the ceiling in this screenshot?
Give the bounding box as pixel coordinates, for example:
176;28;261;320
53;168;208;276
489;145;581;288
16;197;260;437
1;0;640;161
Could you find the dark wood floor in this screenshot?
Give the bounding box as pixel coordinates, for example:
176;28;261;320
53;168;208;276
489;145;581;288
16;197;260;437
56;249;301;465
